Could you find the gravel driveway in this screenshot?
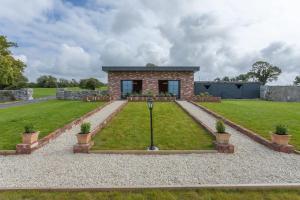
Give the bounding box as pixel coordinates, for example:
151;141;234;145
0;100;299;188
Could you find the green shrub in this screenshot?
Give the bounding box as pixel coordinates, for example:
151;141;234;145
216;120;226;133
24;124;35;134
275;124;288;135
80;122;91;134
199;92;211;97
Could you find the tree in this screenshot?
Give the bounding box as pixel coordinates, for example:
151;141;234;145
146;63;157;67
79;78;102;90
37;75;57;88
235;73;251;82
0;35;27;89
58;78;70;88
222;76;230;82
248;61;281;85
294;76;300;86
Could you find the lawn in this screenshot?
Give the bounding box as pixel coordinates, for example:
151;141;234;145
92;102;214;150
199;100;300;150
33;88;56;98
0;100;104;150
0;189;299;200
32;86;107;99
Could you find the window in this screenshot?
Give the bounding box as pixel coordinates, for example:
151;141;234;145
168;80;180;97
121;80;132;98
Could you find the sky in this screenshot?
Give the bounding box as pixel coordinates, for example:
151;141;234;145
0;0;299;84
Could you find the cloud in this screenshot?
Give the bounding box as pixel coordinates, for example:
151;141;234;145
0;0;299;85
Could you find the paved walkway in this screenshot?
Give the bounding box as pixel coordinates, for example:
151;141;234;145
0;96;55;109
0;100;299;188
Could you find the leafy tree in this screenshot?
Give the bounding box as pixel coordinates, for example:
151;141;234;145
37;75;57;88
79;78;103;90
235;73;251;82
294;76;300;86
58;78;70;88
70;79;79;87
222;76;230;82
0;35;27;89
248;61;281;85
146;63;157;67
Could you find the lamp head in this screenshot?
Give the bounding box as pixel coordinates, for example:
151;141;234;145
147;97;153;110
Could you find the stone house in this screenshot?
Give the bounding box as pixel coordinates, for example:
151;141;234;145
102;66;199;100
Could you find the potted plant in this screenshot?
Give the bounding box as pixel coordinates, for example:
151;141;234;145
22;124;39;144
271;125;291;146
77;122;92;144
215;120;231;144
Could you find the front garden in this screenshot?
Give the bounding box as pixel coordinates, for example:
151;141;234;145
91;102;214;150
199;100;300;150
0;100;104;150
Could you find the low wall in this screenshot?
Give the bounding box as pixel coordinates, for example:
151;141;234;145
0;88;33;102
260;86;300;102
56;88;108;100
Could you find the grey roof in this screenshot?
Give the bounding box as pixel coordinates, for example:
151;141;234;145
102;66;200;72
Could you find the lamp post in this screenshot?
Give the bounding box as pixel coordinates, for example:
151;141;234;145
147;97;158;150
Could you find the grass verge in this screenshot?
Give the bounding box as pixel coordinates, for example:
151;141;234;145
0;189;299;200
33;88;56;98
199;100;300;150
0;100;104;150
92;102;214;150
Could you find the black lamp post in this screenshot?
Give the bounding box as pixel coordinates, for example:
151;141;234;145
147;97;158;150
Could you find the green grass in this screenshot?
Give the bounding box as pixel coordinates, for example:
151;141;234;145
199;100;300;150
33;88;56;98
92;102;214;150
0;100;104;150
32;86;107;99
0;189;299;200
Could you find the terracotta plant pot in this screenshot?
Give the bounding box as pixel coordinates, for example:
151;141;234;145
22;131;39;144
77;133;91;144
216;132;231;144
271;133;291;146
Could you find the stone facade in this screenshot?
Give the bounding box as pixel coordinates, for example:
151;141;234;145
108;71;195;100
260;86;300;102
0;88;33;102
56;88;107;100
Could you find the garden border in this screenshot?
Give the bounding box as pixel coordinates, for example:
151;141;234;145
191;101;296;154
1;101;112;155
82;101;222;154
175;101;234;153
73;101;128;153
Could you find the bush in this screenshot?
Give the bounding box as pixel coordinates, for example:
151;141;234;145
275;124;288;135
80;122;91;134
24;124;35;134
199;92;211;97
216;120;226;133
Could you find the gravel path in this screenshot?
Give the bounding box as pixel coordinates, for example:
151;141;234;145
0;100;299;188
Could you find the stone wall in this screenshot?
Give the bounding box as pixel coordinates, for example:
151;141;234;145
56;88;107;100
0;88;33;102
108;71;194;100
260;86;300;102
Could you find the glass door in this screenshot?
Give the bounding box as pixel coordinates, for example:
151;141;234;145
121;80;133;99
168;80;180;98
